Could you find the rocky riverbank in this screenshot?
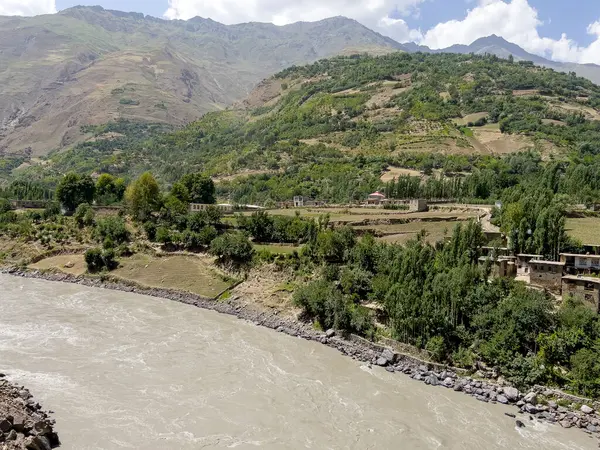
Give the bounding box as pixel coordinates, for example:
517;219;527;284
2;267;600;443
0;375;60;450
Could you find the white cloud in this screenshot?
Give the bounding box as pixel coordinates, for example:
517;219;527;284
0;0;56;16
420;0;600;64
164;0;425;43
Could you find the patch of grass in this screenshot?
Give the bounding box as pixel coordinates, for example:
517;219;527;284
253;244;300;254
29;254;87;276
112;253;232;297
566;217;600;245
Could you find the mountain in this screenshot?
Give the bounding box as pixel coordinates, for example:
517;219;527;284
407;35;600;85
0;6;402;157
35;51;600;195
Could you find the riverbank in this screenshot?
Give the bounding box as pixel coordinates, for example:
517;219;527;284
0;374;60;449
2;267;600;443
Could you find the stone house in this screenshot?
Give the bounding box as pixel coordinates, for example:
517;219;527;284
529;260;565;293
293;196;324;208
516;254;543;276
479;256;516;278
560;253;600;275
409;199;428;212
562;275;600;313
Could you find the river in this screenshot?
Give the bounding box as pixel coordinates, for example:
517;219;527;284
0;274;595;449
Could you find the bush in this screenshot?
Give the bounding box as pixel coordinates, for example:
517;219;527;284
426;336;447;363
42;202;61;220
85;248;104;273
94;216;130;245
210;232;254;265
143;221;157;241
156;226;172;244
0;198;11;214
85;247;118;273
74;203;95;228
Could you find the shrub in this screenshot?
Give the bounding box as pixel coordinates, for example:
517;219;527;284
94;216;130;245
143;221;157;241
156;226;172;244
42;202;61;220
74;203;95;227
210;232;254;265
85;248;105;273
85;247;118;273
426;336;447;363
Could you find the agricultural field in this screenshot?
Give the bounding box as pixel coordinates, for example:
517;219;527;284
566;217;600;245
355;220;466;245
112;254;233;298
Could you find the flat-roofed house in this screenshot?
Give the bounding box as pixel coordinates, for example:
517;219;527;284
562;275;600;313
560;253;600;275
529;260;565;293
516;254;543;276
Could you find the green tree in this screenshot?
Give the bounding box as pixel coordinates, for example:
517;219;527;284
179;173;215;204
56;173;95;212
210;232;254;265
125;172;161;222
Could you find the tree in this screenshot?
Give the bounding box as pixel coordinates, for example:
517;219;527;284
178;173;215;204
74;203;95;228
210;232;254;265
56;173;95;212
125;172;161;222
95;174;126;205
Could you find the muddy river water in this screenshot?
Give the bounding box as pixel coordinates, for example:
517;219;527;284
0;274;595;449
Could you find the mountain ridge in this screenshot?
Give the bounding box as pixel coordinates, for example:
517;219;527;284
1;6;599;159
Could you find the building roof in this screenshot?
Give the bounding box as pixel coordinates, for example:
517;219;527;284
563;275;600;284
560;253;600;258
530;260;565;266
368;192;386;198
517;254;543;258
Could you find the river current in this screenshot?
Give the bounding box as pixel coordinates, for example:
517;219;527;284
0;274;595;449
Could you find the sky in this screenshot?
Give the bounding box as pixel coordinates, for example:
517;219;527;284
1;0;600;64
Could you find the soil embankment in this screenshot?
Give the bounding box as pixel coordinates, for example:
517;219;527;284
0;374;59;449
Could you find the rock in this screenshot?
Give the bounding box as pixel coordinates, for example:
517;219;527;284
424;375;439;386
560;420;574;429
503;386;520;402
34;421;51;435
0;419;11;433
587;424;598;433
381;348;395;363
525;404;539;414
497;395;509;405
26;435;52;450
515;420;525;428
548;401;558;410
63;261;74;269
6;429;17;441
443;377;454;387
516;400;525;407
375;357;388;367
19;389;31;400
523;392;537;404
582;405;595;414
418;365;429;373
504;412;516;418
325;329;335;338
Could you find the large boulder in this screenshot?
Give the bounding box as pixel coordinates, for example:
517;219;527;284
503;386;519;402
380;348;396;364
424;375;439;386
375;357;388;367
523;392;537;404
496;395;509;405
581;405;594;414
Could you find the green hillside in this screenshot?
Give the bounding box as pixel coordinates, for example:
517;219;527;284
13;51;600;206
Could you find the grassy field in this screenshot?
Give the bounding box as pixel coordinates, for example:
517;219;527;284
254;244;301;254
112;254;233;298
356;220;465;245
245;208;478;224
30;254;87;276
566;217;600;245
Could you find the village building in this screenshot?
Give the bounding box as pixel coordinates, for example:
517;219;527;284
562;275;600;313
479;255;516;278
409;199;428;212
365;191;387;206
293;196;325;208
560;253;600;275
516;254;543;276
529;260;565;293
189;203;263;214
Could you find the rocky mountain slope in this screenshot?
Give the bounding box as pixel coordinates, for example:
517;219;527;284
0;6;401;157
